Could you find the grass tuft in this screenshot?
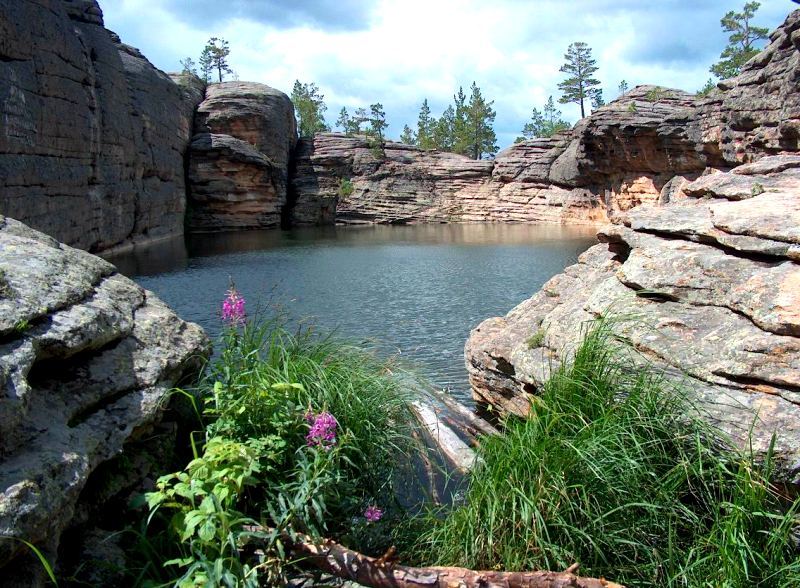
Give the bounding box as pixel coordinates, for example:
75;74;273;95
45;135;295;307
416;319;800;587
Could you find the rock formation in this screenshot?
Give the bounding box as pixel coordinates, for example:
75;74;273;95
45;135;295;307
187;82;297;231
0;0;203;253
466;156;800;481
0;216;209;582
288;88;721;226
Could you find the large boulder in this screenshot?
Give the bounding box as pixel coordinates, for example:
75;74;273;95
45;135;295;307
465;156;800;482
0;216;209;582
187;82;297;231
0;0;202;253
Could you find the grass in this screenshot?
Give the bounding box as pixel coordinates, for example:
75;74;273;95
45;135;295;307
136;316;421;586
525;327;546;349
415;320;800;587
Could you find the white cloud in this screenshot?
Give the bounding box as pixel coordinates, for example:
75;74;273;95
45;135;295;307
100;0;794;149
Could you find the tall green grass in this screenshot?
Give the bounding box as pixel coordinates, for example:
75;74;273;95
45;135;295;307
140;319;420;586
416;321;800;587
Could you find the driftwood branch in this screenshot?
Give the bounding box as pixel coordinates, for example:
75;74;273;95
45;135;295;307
289;533;623;588
245;526;624;588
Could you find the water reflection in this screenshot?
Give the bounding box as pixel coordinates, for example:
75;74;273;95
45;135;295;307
108;224;598;404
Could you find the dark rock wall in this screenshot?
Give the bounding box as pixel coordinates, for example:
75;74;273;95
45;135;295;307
0;0;202;253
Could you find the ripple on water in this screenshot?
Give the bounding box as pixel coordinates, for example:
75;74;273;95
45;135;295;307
108;224;597;405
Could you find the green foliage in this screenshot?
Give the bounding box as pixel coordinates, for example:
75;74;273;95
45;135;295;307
141;319;418;585
618;79;629;96
337;177;354;198
433;105;456;152
13;319;30;333
463;82;498;160
697;78;718;97
199;37;232;84
525;327;546;349
627;101;638;113
751;182;765;196
416;99;436;150
417;320;800;587
558;41;601;118
366;103;388;159
643;86;672;102
399;124;417;146
710;2;770;80
335;107;358;135
179;57;197;77
516;96;571;142
291;81;330;138
1;536;59;586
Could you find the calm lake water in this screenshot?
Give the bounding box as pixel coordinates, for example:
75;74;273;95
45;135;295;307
110;224;597;403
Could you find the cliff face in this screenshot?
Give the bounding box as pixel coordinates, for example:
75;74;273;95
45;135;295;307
0;216;209;583
187;82;297;231
465;10;800;482
0;0;202;253
288;87;723;226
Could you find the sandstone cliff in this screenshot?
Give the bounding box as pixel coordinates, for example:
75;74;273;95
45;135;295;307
0;0;202;253
0;216;209;583
187;82;297;231
288;88;721;226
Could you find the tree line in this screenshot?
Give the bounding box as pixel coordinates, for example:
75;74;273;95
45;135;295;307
181;2;772;157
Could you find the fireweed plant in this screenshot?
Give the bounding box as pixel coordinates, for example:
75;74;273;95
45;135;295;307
141;287;420;586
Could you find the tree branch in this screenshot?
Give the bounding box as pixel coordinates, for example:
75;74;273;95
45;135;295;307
250;528;625;588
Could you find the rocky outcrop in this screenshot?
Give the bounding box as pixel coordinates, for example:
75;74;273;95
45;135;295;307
0;0;203;253
0;216;209;582
187;82;297;231
288;89;722;226
465;156;800;481
291;12;800;228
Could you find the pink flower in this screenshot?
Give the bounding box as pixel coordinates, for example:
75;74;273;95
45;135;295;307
364;505;383;523
306;411;338;449
221;287;246;325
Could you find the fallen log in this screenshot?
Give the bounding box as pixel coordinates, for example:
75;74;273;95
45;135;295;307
282;530;624;588
410;401;477;472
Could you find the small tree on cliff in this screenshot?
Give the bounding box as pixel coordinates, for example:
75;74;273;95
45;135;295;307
433;105;456;152
336;107;360;135
464;82;497;160
367;103;388;158
291;80;330;138
710;2;770;79
515;96;570;142
558;41;601;119
399;125;417;145
416;99;436;150
199;37;232;83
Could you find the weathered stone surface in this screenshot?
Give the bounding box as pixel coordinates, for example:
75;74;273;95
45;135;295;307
0;0;202;253
187;82;297;231
466;158;800;482
0;216;209;579
696;9;800;163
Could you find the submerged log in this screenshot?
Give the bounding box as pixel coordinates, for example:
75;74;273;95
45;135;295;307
410;401;477;472
283;530;624;588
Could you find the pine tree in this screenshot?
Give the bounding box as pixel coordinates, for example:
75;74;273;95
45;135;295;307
558;42;601;118
516;96;570;142
710;2;769;79
180;57;197;76
590;88;605;110
354;107;369;134
367;103;388;158
618;80;629;96
199;37;232;83
400;125;417;145
336;107;351;133
433;105;456;152
452;86;469;155
416;99;436;150
291;81;330;138
464;82;498;160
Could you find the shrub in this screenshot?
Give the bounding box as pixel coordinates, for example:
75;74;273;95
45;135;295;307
337;177;354;198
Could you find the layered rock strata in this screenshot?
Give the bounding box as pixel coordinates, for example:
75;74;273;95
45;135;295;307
0;216;209;581
187;82;297;231
466;156;800;482
0;0;202;252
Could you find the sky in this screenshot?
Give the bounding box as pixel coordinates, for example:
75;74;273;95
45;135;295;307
100;0;796;150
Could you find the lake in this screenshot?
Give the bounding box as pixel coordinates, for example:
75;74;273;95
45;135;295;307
109;223;597;404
